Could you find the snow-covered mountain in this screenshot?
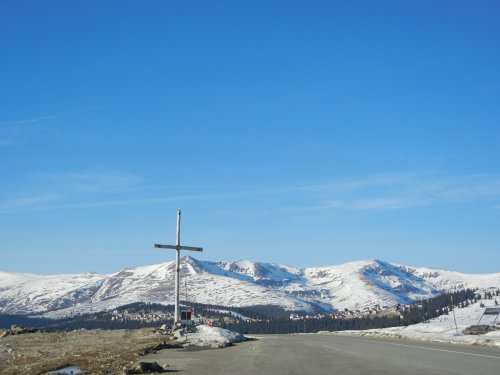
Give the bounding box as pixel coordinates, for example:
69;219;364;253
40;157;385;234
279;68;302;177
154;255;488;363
1;257;499;317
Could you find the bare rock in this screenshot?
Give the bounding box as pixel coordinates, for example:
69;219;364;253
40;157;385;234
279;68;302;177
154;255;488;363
154;324;172;336
126;361;167;374
463;325;500;335
2;325;40;337
173;330;185;340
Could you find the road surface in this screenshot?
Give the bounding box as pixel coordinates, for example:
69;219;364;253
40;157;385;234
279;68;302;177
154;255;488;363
143;334;500;375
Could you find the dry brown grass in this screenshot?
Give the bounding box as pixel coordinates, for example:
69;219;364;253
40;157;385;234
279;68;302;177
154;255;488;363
0;328;173;374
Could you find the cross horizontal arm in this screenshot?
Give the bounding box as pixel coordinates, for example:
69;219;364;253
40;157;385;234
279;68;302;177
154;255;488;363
154;244;203;252
179;245;204;252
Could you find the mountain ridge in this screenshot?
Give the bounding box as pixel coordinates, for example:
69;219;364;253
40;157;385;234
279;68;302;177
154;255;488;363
1;257;499;317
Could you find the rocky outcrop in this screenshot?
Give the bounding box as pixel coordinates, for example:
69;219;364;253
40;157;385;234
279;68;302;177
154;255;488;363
0;325;41;337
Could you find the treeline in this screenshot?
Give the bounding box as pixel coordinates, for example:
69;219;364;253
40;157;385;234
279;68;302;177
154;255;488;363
223;314;404;334
0;301;284;331
221;289;483;334
0;305;167;331
400;288;477;325
2;289;498;332
185;301;293;320
0;314;55;329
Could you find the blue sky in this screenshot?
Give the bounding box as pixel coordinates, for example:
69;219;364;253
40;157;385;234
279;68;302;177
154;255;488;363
1;1;499;274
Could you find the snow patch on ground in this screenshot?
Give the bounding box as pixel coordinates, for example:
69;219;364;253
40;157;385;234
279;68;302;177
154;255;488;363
183;325;247;348
320;301;500;348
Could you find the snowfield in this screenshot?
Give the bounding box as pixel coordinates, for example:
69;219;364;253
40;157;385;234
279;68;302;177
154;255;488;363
321;300;500;348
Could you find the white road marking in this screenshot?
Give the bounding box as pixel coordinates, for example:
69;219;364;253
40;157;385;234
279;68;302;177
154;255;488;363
371;340;500;360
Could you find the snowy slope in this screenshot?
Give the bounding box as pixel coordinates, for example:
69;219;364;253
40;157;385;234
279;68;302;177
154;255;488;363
0;270;105;314
326;300;500;348
399;264;500;291
0;257;499;317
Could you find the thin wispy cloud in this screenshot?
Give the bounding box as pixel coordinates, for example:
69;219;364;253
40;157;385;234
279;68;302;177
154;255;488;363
0;170;144;213
278;173;500;213
0;107;103;126
1;171;499;214
0;187;271;214
0;194;223;213
289;173;420;193
39;171;144;194
0;107;103;146
2;194;65;210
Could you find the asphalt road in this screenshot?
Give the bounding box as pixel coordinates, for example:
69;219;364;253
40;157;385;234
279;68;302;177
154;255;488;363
144;334;500;375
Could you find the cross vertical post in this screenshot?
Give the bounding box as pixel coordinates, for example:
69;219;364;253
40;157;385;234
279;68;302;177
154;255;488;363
155;210;203;326
174;210;181;325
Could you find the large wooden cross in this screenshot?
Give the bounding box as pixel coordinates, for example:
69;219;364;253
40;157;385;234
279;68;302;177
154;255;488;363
154;210;203;325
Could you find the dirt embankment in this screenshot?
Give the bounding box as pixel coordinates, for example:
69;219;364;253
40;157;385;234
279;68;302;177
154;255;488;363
0;328;174;374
